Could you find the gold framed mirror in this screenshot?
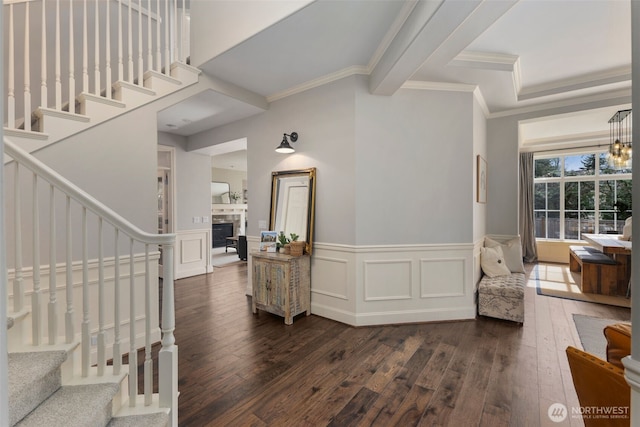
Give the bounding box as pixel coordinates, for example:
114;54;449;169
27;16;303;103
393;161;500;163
269;168;316;255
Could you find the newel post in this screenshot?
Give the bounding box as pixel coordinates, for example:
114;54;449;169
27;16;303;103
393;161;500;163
159;241;178;426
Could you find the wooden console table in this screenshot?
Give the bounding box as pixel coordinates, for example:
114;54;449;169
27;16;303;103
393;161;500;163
251;252;310;325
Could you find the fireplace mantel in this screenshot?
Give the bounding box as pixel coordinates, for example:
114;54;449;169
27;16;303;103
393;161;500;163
212;204;247;235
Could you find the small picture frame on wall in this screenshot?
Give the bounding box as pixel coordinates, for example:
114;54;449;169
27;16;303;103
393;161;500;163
477;155;487;204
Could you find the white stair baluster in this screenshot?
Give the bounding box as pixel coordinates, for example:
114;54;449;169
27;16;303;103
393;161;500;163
118;0;124;82
13;164;23;312
40;0;48;109
23;1;31;131
173;0;177;63
164;0;169;74
8;4;15;128
180;0;185;62
113;229;122;375
138;0;143;85
128;238;138;407
94;0;101;95
97;217;106;375
48;184;57;344
32;174;42;345
65;196;74;344
105;0;112;99
55;0;61;110
82;207;90;377
147;0;153;71
144;244;152;405
82;0;89;93
156;0;161;72
128;0;133;83
68;0;75;113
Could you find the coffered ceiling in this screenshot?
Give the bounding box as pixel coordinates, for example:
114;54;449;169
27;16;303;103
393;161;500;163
161;0;632;149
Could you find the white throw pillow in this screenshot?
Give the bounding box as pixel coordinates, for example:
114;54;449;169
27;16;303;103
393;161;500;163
484;236;525;273
480;246;512;278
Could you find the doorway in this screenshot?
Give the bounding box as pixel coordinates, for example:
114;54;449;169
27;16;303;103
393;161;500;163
158;146;176;276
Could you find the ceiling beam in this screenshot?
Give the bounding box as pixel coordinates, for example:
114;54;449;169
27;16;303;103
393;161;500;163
369;0;518;96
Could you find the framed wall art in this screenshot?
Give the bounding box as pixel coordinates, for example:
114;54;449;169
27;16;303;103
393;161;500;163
477;155;487;204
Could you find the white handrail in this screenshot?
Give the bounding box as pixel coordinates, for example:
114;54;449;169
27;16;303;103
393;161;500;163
4;138;174;245
5;136;178;423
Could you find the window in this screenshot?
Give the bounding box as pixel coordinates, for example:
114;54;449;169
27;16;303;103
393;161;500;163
533;152;631;240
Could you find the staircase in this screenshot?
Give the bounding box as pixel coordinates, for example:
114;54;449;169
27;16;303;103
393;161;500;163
7;334;169;427
4;0;198;153
2;0;196;425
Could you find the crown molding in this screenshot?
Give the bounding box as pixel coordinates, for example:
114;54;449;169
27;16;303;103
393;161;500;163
400;80;489;117
266;65;369;103
488;88;631;119
401;80;477;92
450;51;519;72
520;130;610;152
517;65;631;101
473;87;490;118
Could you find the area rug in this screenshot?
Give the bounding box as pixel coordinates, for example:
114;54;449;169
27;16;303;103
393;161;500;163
573;314;625;360
212;247;246;268
532;263;631;308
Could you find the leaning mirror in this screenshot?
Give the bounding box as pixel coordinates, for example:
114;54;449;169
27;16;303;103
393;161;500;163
211;181;231;203
270;168;316;255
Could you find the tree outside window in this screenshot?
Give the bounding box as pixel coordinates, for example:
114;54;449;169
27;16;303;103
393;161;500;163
533;152;631;240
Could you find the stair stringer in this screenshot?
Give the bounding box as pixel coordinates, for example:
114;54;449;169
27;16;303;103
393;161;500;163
3;62;202;158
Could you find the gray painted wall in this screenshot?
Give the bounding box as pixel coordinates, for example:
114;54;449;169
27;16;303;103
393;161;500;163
485;95;631;238
158;132;212;232
188;75;357;245
189;75;479;246
473;96;487;242
5;104;160;266
354;80;474;245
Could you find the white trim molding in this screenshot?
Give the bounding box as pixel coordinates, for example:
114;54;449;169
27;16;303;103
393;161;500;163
246;238;477;326
175;228;212;279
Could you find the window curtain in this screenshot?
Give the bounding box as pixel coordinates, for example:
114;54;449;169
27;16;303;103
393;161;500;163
519;152;538;262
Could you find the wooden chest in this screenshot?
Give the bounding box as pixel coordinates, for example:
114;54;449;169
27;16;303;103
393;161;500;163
251;252;311;325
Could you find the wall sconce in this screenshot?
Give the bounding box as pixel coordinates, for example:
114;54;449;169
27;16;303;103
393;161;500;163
275;132;298;154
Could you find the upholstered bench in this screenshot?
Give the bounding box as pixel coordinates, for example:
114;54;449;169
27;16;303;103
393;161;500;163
569;245;618;295
478;272;525;324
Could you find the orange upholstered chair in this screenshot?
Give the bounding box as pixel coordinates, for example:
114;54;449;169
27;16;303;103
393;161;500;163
604;323;632;369
566;346;630;427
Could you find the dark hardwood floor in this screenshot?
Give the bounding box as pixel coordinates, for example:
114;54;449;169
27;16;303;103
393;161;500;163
170;262;630;426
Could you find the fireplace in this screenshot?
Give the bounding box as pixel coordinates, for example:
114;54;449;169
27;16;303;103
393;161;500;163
212;222;234;248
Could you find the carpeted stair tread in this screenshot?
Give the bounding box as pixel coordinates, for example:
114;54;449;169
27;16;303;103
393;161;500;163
108;412;169;427
9;351;67;426
17;383;120;427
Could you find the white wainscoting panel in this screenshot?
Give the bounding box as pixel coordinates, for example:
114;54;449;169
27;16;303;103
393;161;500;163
175;228;212;279
363;259;412;301
244;239;477;327
313;256;349;300
420;258;465;298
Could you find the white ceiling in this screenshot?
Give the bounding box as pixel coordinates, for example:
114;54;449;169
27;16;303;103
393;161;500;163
159;0;632;153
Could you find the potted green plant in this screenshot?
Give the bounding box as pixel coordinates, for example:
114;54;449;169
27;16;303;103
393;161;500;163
289;233;305;256
230;192;241;203
276;232;290;254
